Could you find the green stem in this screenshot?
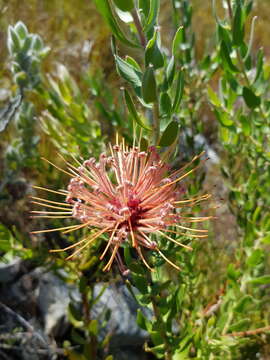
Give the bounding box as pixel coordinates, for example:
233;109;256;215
146;273;173;360
153;102;160;145
81;285;98;358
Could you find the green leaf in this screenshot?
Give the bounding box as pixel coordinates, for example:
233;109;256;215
249;275;270;285
239;115;251;135
133;273;148;293
124;89;151;130
227;263;241;281
110;35;117;54
254;48;264;83
218;25;231;47
246;249;264;267
214;109;234;127
112;0;134;12
88;319;98;336
125;56;141;70
233;4;245;46
115;55;142;89
172;72;184;112
220;41;238;73
172;26;184;57
68;303;83;328
8;26;21;53
14;21;28;39
145;30;164;69
207;86;222;107
32;35;43;51
139;0;150;18
123;245;133;267
262;234;270;244
142;66;157;103
71;329;86;345
242;87;261;109
166;56;175;88
160;92;172;116
137;309;150;331
234;295;254;313
159;121;179;147
94;0;138;47
0;94;22;132
228;318;250;332
143;0;160;33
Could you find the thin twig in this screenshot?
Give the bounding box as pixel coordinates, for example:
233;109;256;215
131;9;146;47
153;102;160;145
226;326;270;337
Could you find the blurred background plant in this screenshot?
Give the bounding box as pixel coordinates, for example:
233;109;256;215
0;0;270;359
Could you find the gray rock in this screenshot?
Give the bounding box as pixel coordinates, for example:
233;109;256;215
0;267;150;359
37;271;79;337
0;257;21;283
92;282;150;349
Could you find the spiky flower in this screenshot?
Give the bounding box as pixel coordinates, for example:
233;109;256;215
31;139;212;273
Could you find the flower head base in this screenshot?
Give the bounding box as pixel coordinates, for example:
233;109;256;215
31;139;213;273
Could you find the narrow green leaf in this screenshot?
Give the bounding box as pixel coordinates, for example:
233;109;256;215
8;27;21;52
71;329;86;345
111;35;117;55
227;263;241;281
160;92;172;116
242;87;261;109
124;89;151;130
207;86;222;107
262;234;270;244
234;295;253;313
88;319;98;336
115;55;142;88
228;318;250;332
112;0;134;12
172;72;184;112
14;21;28;39
137;309;148;330
239;115;251;136
139;0;150;18
137;309;151;331
159;121;179;147
133;273;148;293
141;66;157;103
254;48;264;83
166;56;175;88
233;4;245;46
32;35;43;51
220;41;238;73
214;109;233;127
249;275;270;285
94;0;138;48
143;0;160;33
218;25;231;47
125;56;141;70
145;30;164;69
172;26;184;57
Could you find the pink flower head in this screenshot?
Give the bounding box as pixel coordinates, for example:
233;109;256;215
31;140;212;273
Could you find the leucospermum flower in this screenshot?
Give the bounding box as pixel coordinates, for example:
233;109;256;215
31;139;213;273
